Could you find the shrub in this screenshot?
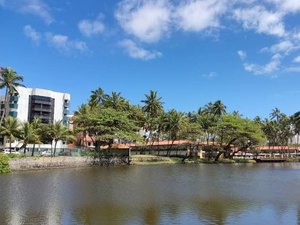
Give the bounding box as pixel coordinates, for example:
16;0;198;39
0;154;10;174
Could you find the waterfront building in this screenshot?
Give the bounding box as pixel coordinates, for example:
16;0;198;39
0;87;71;150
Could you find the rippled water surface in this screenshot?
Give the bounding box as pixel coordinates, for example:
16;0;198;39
0;163;300;225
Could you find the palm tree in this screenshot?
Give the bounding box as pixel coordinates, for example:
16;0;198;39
141;90;164;142
270;107;282;121
212;100;226;117
141;90;163;118
0;68;25;124
19;122;40;154
50;121;74;157
103;91;129;111
202;102;214;115
0;116;20;153
161;110;185;155
30;117;42;156
88;87;106;108
292;111;300;145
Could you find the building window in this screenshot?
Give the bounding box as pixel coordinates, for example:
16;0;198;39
28;95;55;124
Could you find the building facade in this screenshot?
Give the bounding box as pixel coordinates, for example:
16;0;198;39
0;87;71;149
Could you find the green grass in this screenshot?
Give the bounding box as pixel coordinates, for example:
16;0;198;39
130;155;183;165
234;159;256;163
285;158;300;162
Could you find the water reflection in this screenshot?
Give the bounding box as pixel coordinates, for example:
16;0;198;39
0;163;299;225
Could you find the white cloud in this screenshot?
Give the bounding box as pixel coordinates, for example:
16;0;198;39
0;0;53;24
266;0;300;14
119;39;162;60
115;0;172;43
23;25;40;44
261;40;297;55
202;72;217;78
46;33;87;53
285;67;300;73
78;16;105;37
176;0;227;32
233;5;285;37
294;56;300;63
244;54;281;75
237;50;247;60
20;0;54;24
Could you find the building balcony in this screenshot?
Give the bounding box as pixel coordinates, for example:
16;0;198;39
9;103;18;109
9;111;17;117
10;96;19;102
31;106;51;112
31;99;51;105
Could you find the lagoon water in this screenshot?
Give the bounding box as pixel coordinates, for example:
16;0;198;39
0;163;300;225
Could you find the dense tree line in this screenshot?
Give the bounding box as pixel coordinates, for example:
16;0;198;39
74;86;299;161
0;67;299;161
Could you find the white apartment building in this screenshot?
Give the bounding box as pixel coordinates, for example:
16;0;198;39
0;87;71;150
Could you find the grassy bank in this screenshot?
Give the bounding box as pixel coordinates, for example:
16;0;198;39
130;155;182;165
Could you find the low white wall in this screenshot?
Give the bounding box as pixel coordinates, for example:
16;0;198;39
9;157;92;171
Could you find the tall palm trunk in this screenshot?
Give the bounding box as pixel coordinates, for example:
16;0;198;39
53;140;58;157
23;144;27;154
31;143;36;157
9;135;12;154
0;88;9;125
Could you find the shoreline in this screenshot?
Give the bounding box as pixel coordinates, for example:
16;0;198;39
3;155;299;173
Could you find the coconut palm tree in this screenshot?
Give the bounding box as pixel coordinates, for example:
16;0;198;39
270;107;282;122
88;87;106;109
30;117;42;156
103;91;129;111
212;100;226;117
0;116;20;153
19;122;40;154
141;90;164;142
0;68;25;124
141;90;163;118
50;121;74;157
161;110;186;154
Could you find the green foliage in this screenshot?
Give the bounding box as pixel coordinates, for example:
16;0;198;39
0;67;25;124
74;105;141;149
218;159;235;164
0;154;10;173
161;109;186;142
262;109;293;146
217;114;266;148
141;90;164;118
213;114;266;161
0;116;20;151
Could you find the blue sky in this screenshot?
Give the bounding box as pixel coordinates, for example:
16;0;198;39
0;0;300;118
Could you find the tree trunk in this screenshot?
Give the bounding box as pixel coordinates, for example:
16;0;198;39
9;136;12;154
53;140;58;157
95;140;100;151
31;143;36;157
0;88;9;125
23;144;27;155
214;151;224;162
